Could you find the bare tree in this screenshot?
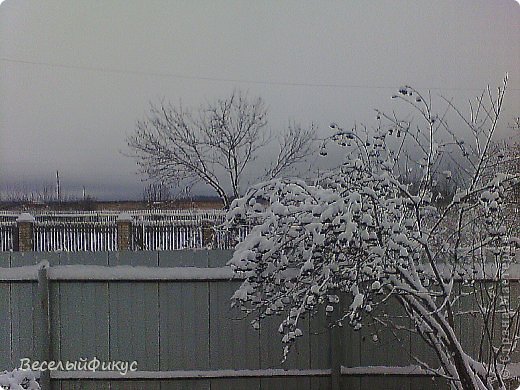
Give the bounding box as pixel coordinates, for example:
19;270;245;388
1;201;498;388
226;77;519;389
127;91;316;209
143;182;171;204
1;184;58;203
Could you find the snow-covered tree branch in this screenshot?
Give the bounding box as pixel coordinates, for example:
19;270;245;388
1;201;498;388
226;76;519;389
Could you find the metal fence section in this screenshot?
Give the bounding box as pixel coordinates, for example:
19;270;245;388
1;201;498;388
213;224;252;249
132;221;203;250
0;210;253;252
33;222;117;252
0;222;16;252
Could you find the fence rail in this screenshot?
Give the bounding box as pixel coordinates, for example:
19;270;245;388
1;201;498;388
0;209;227;222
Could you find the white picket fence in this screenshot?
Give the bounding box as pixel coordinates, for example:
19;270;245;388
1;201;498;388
132;221;204;251
0;210;251;252
0;222;16;252
33;222;118;252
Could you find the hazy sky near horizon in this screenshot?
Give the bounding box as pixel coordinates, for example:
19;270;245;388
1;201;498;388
1;0;519;200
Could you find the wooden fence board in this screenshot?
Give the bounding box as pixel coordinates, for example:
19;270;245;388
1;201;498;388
159;281;210;370
510;281;520;365
158;381;210;390
158;249;211;390
207;249;233;268
58;252;109;390
58;380;86;390
57;281;110;359
334;294;362;390
309;309;336;390
259;377;312;390
210;377;260;390
359;296;411;390
9;282;36;367
0;282;11;369
409;377;450;389
160;250;208;268
209;281;260;370
40;252;64;388
158;282;210;390
0;252;10;267
508;281;520;389
260;315;310;369
0;253;12;370
9;253;38;368
209;281;261;389
309;311;330;370
109;251;160;390
260;315;311;390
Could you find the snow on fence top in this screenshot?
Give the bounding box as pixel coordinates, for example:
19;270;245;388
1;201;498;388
1;261;520;283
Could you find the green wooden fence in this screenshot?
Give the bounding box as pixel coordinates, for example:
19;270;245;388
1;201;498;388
1;250;518;389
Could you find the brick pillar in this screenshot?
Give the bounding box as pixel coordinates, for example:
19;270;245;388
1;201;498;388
16;213;35;252
117;213;133;251
202;223;215;248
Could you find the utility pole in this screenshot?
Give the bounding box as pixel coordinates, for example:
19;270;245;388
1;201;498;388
56;171;61;203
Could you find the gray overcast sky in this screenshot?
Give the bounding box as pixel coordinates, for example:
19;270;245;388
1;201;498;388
1;0;519;200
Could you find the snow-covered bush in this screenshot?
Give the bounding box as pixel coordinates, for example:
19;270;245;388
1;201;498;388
227;76;518;390
0;369;40;390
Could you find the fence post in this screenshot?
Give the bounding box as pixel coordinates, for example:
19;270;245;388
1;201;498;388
117;213;133;251
202;222;215;248
37;261;51;390
16;213;35;251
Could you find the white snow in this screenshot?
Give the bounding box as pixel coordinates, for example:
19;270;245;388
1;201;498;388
116;213;133;222
15;213;35;223
0;369;40;390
